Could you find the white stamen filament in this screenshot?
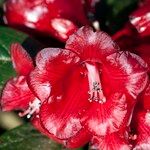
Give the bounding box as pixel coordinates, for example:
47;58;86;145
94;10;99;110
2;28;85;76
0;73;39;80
19;98;41;119
85;63;106;103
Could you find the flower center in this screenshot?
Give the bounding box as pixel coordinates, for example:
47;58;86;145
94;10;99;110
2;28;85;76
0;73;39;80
19;98;41;119
85;63;106;103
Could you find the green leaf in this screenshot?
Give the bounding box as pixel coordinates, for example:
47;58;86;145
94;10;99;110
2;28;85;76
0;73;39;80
0;123;84;150
0;26;28;89
0;123;62;150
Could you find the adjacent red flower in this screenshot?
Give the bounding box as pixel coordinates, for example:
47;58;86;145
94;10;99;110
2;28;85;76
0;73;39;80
3;0;90;42
1;43;35;112
112;0;150;72
0;26;149;149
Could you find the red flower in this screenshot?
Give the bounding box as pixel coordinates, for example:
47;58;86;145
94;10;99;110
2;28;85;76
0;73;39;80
29;27;147;146
1;43;35;112
0;26;148;148
3;0;90;42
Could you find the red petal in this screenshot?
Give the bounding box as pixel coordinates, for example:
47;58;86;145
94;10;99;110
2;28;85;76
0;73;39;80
1;76;35;111
50;18;78;41
90;133;131;150
10;43;34;75
31;116;65;145
65;26;118;62
82;93;128;136
31;115;91;148
135;43;150;70
132;110;150;149
130;2;150;37
40;65;90;140
66;128;91;148
104;51;148;99
143;83;150;110
28;48;80;101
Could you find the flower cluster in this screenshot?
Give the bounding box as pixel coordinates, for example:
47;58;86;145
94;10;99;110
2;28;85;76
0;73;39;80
0;26;149;149
3;0;95;42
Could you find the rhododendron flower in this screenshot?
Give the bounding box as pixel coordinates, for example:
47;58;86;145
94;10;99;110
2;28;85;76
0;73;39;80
3;0;90;42
1;43;36;112
0;26;149;149
28;27;148;146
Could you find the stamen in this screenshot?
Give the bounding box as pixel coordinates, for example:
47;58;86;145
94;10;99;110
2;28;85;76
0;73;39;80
129;134;137;140
19;98;41;119
85;63;106;103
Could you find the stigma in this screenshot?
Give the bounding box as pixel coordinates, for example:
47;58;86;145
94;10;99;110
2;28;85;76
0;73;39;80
19;98;41;119
86;63;106;103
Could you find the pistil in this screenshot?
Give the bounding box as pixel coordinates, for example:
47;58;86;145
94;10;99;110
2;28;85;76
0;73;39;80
85;63;106;103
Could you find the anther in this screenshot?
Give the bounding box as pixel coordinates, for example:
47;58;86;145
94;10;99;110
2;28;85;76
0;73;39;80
129;134;137;140
19;98;41;119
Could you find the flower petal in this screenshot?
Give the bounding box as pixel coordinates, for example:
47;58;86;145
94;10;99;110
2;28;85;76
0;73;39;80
130;2;150;37
82;93;128;136
143;83;150;110
10;43;34;75
90;133;131;150
50;18;78;41
105;51;148;99
1;76;35;111
28;48;80;101
134;43;150;70
66;128;91;148
132;110;150;150
31;116;91;148
31;116;65;145
65;26;118;62
40;65;90;140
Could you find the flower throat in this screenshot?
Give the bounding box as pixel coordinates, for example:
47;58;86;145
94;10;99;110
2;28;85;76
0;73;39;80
85;63;106;103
